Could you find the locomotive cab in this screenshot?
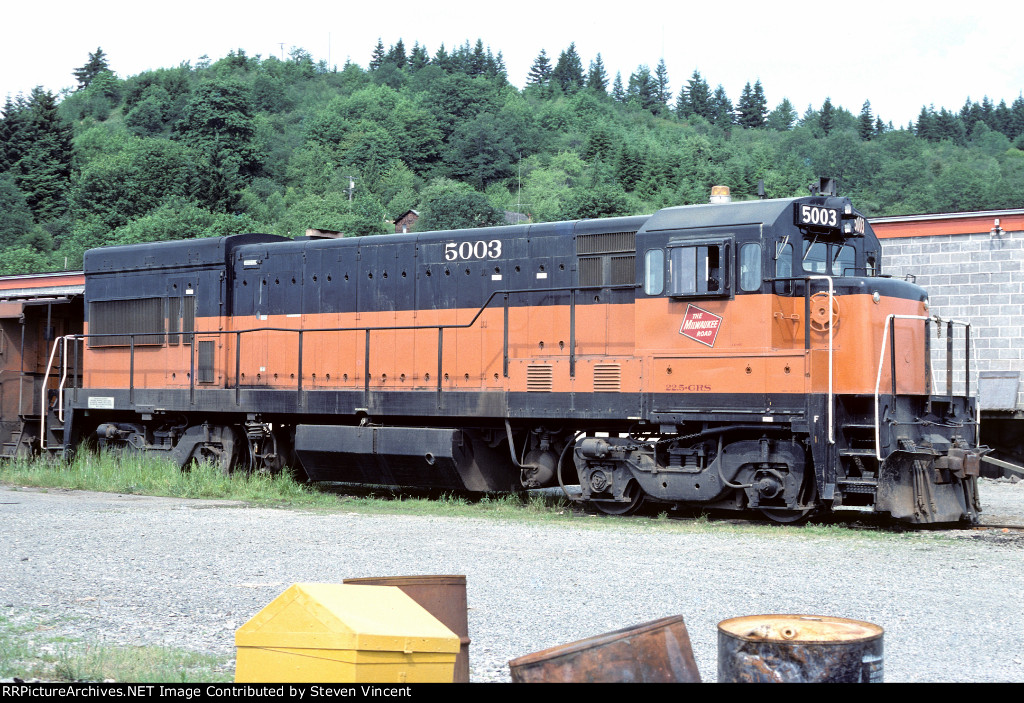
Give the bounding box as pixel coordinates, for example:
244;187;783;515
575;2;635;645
574;190;981;523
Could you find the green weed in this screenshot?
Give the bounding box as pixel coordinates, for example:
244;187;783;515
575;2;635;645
0;613;231;683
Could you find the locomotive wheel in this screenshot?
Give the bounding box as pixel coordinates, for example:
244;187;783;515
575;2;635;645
594;481;645;516
759;507;814;524
194;425;245;475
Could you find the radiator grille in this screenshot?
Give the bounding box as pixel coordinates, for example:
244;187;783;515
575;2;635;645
610;255;636;284
593;364;622;392
579;257;603;287
576;231;636;255
88;298;164;347
526;364;553;392
578;255;636;286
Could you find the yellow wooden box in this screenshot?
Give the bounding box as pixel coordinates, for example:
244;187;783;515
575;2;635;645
235;583;460;683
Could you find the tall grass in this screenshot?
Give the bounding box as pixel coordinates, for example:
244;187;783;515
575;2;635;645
0;451;877;536
0;450;322;506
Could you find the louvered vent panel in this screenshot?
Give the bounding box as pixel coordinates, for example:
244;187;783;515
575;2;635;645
88;298;164;347
576;231;636;255
526;364;554;392
593;364;622;392
609;255;636;285
197;340;215;384
579;257;603;287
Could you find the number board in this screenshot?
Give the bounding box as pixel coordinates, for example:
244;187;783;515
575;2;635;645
794;203;840;230
444;239;503;261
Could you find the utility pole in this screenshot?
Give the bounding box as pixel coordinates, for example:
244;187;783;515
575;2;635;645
341;175;357;201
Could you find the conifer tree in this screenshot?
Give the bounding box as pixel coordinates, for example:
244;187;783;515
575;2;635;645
915;105;936;140
627;66;658;112
490;51;508;81
369;39;385;70
586;54;608;93
526;49;552;86
433;44;451;71
1010;95;1024;140
960;98;982;135
675;86;689;117
685;70;711;120
737;80;767;128
73;47;110;90
709;85;735;127
13;88;74;219
819;97;835;135
0;96;28;172
409;42;430;70
751;80;767;125
858;100;874;140
611;72;625;102
766;98;796;131
386;39;407;69
654;59;671;112
551;43;584;94
993;99;1012;136
470;39;487;76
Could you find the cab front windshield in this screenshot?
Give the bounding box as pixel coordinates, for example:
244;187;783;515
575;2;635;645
802;239;856;276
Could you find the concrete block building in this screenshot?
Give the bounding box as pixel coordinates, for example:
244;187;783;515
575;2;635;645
872;210;1024;465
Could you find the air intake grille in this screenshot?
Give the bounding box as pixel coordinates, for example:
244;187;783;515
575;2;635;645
579;255;636;287
579;257;602;287
197;340;215;383
526;364;553;392
593;364;622;392
610;255;636;284
576;231;636;255
88;298;164;347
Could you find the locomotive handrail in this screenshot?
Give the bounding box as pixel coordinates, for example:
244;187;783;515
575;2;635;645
874;315;974;461
805;276;835;444
39;334;74;452
66;282;638;408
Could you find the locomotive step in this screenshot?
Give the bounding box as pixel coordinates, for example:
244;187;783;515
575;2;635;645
838;448;878;457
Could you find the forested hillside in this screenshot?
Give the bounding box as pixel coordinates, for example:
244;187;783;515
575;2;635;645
2;42;1023;275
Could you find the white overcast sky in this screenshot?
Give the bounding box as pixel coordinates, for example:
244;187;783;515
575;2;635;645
2;1;1022;127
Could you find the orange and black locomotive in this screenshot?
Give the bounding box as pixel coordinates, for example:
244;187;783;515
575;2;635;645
36;183;983;523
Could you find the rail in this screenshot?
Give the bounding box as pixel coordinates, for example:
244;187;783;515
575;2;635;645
873;315;975;461
54;283;636;414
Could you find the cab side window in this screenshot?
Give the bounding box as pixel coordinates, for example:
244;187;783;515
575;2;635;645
667;242;728;297
739;243;762;292
644;249;664;295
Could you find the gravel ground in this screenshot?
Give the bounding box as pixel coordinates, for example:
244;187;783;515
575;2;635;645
1;478;1022;683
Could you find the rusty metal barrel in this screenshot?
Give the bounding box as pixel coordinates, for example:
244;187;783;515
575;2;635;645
717;614;884;683
508;615;701;683
343;575;470;683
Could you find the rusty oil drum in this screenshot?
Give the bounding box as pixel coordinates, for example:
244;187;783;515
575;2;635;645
717;614;883;683
343;575;470;683
508;615;701;683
